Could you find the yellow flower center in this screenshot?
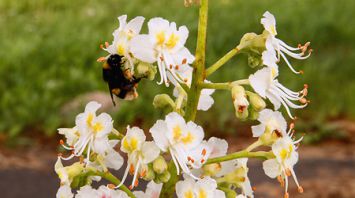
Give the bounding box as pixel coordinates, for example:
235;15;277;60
184;190;194;198
165;33;180;49
117;44;125;56
270;25;277;36
123;137;138;152
181;132;194;144
86;113;94;126
173;125;182;140
92;122;103;133
197;188;207;198
156;31;166;46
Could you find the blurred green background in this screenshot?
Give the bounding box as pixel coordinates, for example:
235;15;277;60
0;0;354;142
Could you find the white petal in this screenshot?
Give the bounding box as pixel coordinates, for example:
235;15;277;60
130;35;156;63
214;190;226;198
76;185;98;198
141;141;160;164
249;68;272;98
251;124;266;137
104;149;124;170
175;177;195;198
148;17;170;44
85;101;101;113
263;159;281;178
125;16;145;35
94;113;113;138
92;137;111;155
265;91;281;110
56;185;73;198
149;120;169;152
197;94;214;111
207;137;228;158
261;11;277;35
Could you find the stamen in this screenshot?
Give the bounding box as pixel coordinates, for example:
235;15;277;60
298;186;304;193
169;64;173;69
285;169;292;177
107;184;115;189
200;159;205;164
129;164;135;175
182;58;187;65
97;57;106;62
140;169;146;178
175;65;179;70
201;149;206;156
284;192;289;198
105;42;109;48
159;56;164;61
134;179;139;187
99;44;104;49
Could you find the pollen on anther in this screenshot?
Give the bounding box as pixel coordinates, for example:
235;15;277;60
107;184;115;189
134;179;139;187
201;149;206;156
299;70;304;75
298;186;304;193
200;159;205;163
129;164;135;175
182;58;187;65
175;65;179;70
129;185;133;190
284;192;289;198
59;139;64;145
169;64;173;69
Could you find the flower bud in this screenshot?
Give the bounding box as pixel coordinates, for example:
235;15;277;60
142;164;156;181
246;91;266;112
248;109;259;120
156;170;171;183
134;62;157;80
153;94;175;113
231;86;249;120
153;156;168;174
259;128;281;146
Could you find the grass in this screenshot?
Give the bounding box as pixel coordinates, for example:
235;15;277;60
0;0;354;138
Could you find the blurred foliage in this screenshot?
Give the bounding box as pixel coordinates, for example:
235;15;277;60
0;0;354;138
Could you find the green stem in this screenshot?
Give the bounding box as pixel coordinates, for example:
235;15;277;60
184;0;209;121
205;47;240;77
245;140;263;152
159;161;179;198
91;171;135;198
200;79;250;90
205;150;274;164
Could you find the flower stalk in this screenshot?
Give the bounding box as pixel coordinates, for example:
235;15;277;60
184;0;209;121
205;47;241;77
206;150;274;165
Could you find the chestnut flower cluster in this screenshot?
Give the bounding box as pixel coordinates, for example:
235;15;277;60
55;8;311;198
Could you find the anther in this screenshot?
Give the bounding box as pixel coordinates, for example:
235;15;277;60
182;58;187;65
298;186;304;193
285;169;292;177
175;65;179;70
299;70;304;75
134;179;139;187
201;148;207;156
169;64;173;69
129;164;135;175
97;57;106;62
59;139;64;145
99;44;104;49
140;169;146;178
129;185;133;190
284;192;289;198
289;122;295;130
105;42;109;48
107;184;115;189
299;98;308;104
200;159;205;164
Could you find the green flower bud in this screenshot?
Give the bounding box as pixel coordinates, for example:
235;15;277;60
142;164;156;181
153;94;175;113
248;108;259;120
246;91;266;112
247;53;263;68
153;156;168;174
134;62;157;80
157;170;171;183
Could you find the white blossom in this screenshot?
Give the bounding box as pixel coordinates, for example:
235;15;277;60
176;176;226;198
99;15;145;70
263;134;303;197
131;17;195;86
119;126;160;189
249;68;308;118
261;11;312;74
251;109;287;137
149;112;206;178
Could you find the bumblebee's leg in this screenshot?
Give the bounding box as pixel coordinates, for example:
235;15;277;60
108;85;116;106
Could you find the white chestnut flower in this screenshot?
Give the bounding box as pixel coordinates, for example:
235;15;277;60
133;181;163;198
76;185;129;198
131;17;195;86
263;134;303;197
235;159;254;198
249;68;308;118
251;109;287;137
119;126;160;189
99;15;145;69
176;176;226;198
261;11;312;74
149;112;206;178
58;101;121;166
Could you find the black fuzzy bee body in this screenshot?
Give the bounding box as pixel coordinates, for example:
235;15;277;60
103;54;140;105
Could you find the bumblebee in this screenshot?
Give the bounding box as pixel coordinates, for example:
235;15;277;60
102;54;141;105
